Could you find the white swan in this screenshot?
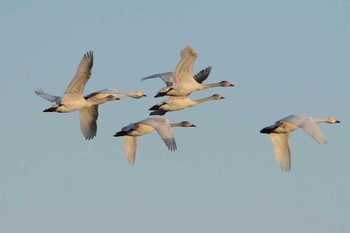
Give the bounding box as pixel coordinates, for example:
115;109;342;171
35;88;146;103
35;87;146;140
260;114;340;171
113;118;196;164
141;66;212;87
149;94;224;116
35;51;146;140
151;46;233;98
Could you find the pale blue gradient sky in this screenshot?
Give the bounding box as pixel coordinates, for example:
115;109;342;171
1;0;350;232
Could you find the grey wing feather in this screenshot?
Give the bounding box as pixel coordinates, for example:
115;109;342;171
193;66;212;83
283;114;326;144
79;105;98;140
84;88;126;100
64;51;93;95
269;133;291;172
142;118;177;151
141;72;174;87
124;136;137;164
34;88;62;104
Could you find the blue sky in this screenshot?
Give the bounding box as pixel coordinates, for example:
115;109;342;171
1;0;350;232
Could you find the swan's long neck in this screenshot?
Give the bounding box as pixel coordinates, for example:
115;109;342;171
170;122;184;127
201;82;223;89
313;118;332;123
194;95;216;105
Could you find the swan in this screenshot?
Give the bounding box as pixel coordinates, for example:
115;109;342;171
150;46;234;98
113;118;196;164
35;87;146;140
260;114;340;171
149;94;225;116
35;51;146;140
35;88;146;103
141;66;212;87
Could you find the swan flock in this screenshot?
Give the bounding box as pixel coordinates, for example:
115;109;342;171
35;46;340;171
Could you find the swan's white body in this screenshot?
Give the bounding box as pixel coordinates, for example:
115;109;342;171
149;94;224;116
114;118;195;164
35;51;146;140
143;46;233;98
260;114;340;171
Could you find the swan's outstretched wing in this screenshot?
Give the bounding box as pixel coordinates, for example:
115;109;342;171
282;114;326;144
141;72;174;87
124;136;137;164
193;66;212;83
141;66;211;86
64;51;93;95
34;88;62;104
269;133;291;172
173;46;198;85
84;88;126;100
141;118;177;151
79;105;98;140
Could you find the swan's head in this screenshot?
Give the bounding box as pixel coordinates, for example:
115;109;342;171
328;117;340;124
128;91;147;99
180;46;198;59
179;121;196;127
211;94;225;100
220;81;234;87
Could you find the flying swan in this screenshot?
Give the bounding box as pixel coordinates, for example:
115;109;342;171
113;118;196;164
260;114;340;171
149;94;225;116
143;46;234;98
35;51;146;140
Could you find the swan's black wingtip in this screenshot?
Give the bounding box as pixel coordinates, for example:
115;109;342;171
260;127;271;134
43;107;55;112
113;131;126;137
154;93;165;98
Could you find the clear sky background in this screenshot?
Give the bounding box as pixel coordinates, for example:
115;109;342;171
1;0;349;232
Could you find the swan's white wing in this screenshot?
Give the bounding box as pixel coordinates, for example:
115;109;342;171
141;118;177;151
79;105;98;140
64;51;93;95
124;136;137;164
141;72;174;87
34;88;62;104
269;133;291;172
282;114;326;144
173;46;198;85
193;66;212;83
84;88;126;100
